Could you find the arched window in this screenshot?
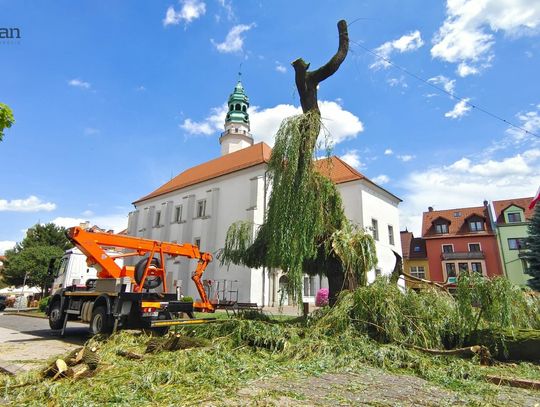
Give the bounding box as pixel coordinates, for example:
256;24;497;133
242;105;247;112
235;103;241;111
229;105;233;111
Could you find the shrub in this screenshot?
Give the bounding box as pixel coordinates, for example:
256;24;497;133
315;288;329;307
39;296;51;312
181;296;193;303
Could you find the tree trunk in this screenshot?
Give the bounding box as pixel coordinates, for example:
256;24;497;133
291;20;349;305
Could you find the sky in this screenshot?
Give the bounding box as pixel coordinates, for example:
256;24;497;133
1;0;540;254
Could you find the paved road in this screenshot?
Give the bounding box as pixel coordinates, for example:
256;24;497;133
0;313;89;374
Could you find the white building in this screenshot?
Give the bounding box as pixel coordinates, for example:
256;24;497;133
127;81;402;306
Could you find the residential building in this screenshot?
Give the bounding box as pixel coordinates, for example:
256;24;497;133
127;80;402;306
400;231;429;289
492;197;533;286
421;202;503;283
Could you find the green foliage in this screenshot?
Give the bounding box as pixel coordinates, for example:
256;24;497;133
38;296;51;312
1;223;71;289
219;112;377;304
0;102;15;141
2;245;64;289
329;222;378;288
181;296;193;303
524;204;540;290
3;282;540;405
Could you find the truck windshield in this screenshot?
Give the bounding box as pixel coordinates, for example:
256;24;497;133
57;257;68;277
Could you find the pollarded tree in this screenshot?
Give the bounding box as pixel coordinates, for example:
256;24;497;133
524;205;540;290
219;20;378;305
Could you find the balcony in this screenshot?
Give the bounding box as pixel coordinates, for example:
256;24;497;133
441;251;485;260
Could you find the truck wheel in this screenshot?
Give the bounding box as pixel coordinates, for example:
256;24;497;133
147;311;171;336
48;301;64;330
90;306;112;335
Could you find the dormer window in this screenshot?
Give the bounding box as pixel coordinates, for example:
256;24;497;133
507;212;522;223
435;222;449;234
469;220;484;232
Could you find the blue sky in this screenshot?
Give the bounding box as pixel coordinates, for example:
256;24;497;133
1;0;540;253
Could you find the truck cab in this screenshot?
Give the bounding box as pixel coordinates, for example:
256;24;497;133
51;248;122;295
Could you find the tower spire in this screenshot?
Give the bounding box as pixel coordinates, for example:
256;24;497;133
220;78;253;155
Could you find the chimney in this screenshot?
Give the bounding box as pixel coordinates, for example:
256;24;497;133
483;200;488;207
428;206;434;212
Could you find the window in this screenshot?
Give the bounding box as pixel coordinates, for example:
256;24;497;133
442;244;454;253
154;211;161;227
468;243;481;252
507;212;522;223
413;246;421;252
445;263;457;279
508;238;525;250
174;205;183;223
410;266;426;279
194;238;201;248
469;220;484;232
471;262;482;274
371;219;379;241
458;263;469;273
388;225;395;245
235;103;241;111
435;223;449;234
453;211;461;217
196;200;206;218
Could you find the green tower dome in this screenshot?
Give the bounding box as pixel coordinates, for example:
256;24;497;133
225;80;250;126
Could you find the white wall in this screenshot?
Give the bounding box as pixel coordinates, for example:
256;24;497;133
128;165;402;305
338;180;402;282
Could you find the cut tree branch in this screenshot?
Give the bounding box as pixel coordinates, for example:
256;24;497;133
292;20;349;114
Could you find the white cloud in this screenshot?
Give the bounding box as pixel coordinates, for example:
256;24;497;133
397;154;415;162
340;150;364;169
0;241;16;255
51;213;127;234
163;0;206;26
82;210;94;217
180;104;227;136
399;148;540;235
370;30;424;70
445;98;471;119
217;0;234;20
0;196;56;212
372;174;390;185
427;75;455;94
68;79;91;89
275;62;287;73
384;149;394;155
431;0;540;76
506;104;540;141
211;24;254;53
387;76;408;88
181;100;364;147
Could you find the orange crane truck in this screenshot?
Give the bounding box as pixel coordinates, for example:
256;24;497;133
46;226;215;335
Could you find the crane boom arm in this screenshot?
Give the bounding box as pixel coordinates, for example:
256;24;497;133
66;226;214;311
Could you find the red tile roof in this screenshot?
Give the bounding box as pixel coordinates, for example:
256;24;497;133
134;142;272;203
400;231;427;259
492;197;534;224
314;155;366;184
422;205;494;238
135;143;400;204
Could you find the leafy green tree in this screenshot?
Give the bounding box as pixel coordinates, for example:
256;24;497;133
2;246;64;292
525;205;540;290
1;223;72;292
0;103;15;141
